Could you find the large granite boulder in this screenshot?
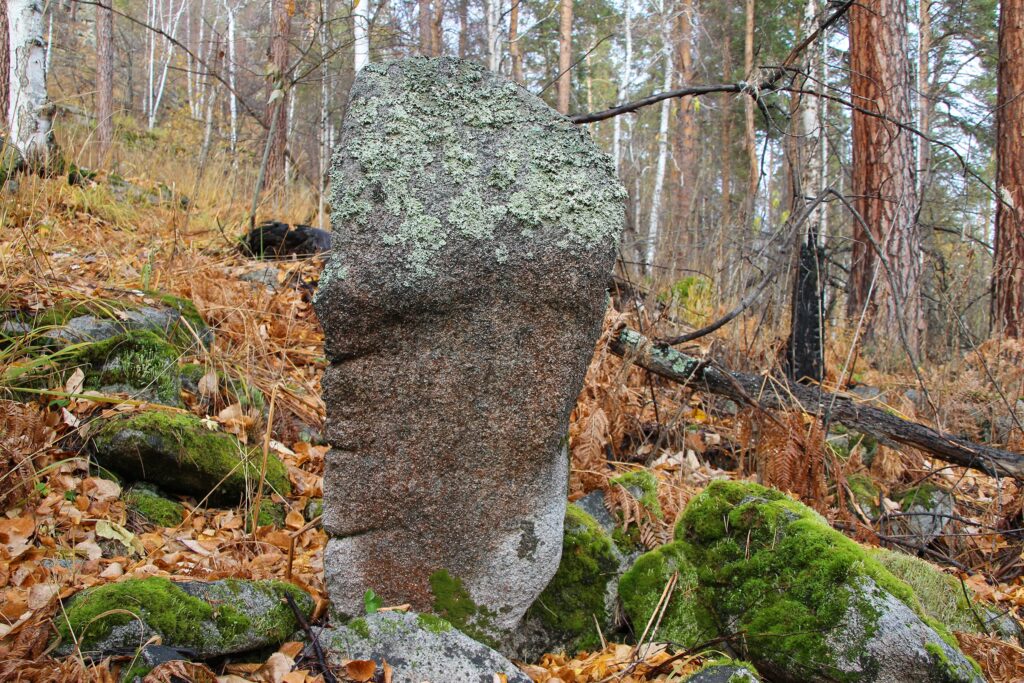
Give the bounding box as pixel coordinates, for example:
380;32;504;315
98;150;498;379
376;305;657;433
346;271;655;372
314;56;624;634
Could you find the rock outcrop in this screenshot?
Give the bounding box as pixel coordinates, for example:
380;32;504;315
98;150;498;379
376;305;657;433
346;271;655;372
314;56;624;633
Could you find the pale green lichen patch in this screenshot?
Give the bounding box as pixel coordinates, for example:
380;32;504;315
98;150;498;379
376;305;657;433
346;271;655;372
526;505;620;653
325;57;625;284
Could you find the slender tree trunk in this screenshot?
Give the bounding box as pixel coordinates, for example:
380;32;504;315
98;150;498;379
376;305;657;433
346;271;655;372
353;0;370;72
742;0;758;222
612;0;632;175
720;33;734;245
786;0;826;382
418;0;432;56
484;0;501;71
557;0;572;114
1;4;10;122
7;0;54;166
266;0;290;185
509;0;524;83
917;0;932;193
994;0;1024;337
646;12;673;271
458;0;468;58
431;0;444;56
225;1;238;152
848;0;921;361
96;0;114;162
670;0;696;267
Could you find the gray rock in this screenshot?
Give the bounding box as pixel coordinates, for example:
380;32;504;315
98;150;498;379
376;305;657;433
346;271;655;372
54;577;313;659
314;57;624;633
849;384;883;401
894;484;954;547
574;491;615;534
240;266;281;289
47;306;185;345
315;611;531;683
684;663;761;682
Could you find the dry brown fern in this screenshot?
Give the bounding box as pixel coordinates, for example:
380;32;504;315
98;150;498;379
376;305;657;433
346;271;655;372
0;400;58;511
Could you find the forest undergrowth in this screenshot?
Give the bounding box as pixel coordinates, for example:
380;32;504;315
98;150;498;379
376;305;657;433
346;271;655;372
2;125;1024;682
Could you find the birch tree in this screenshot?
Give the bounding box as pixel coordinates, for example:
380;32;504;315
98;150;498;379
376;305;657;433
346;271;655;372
646;4;674;270
353;0;370;73
7;0;54;166
612;0;632;175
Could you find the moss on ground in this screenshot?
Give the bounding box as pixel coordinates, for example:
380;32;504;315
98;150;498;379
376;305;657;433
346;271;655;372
610;470;663;518
526;505;620;652
91;410;290;504
67;330;182;405
618;542;711;649
123;484;184;527
847;473;881;518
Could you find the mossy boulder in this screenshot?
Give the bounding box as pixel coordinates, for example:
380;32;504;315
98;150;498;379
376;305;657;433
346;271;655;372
684;660;761;682
506;505;623;659
871;548;1023;643
317;611;531;683
53;577;313;658
68;330;184;406
619;542;711;649
671;481;982;682
90;411;290;504
124;483;184;527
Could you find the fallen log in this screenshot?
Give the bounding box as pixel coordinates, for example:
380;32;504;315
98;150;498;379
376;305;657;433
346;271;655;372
609;327;1024;481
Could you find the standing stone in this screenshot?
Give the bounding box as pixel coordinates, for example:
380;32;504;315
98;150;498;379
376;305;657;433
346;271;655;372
314;57;624;635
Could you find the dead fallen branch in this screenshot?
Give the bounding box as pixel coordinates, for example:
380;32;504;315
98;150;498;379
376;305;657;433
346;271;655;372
609;327;1024;481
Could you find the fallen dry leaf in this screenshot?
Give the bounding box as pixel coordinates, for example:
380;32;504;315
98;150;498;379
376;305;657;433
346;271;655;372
344;659;377;682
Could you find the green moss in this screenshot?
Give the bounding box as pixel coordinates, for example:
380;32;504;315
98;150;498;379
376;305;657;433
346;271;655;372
696;658;761;682
619;542;711;649
148;293;205;334
91;411;290;504
124;484;184;527
55;578;215;651
847;473;881;518
120;663;152;682
526;505;620;652
246;501;285;530
428;569;499;647
416;613;453;634
347;617;371;639
610;470;663;519
895;483;947;510
68;330;182;405
672;480;964;681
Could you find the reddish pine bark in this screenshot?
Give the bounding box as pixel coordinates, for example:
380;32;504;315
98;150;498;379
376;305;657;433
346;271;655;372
96;1;115;161
995;0;1024;337
557;0;573;114
847;0;922;359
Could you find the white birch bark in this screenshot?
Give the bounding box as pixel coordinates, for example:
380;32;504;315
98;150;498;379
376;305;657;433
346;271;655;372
148;0;188;129
319;0;333;228
484;0;502;72
612;0;632;175
797;0;823;240
353;0;370;73
645;14;674;269
224;0;239;151
7;0;53;165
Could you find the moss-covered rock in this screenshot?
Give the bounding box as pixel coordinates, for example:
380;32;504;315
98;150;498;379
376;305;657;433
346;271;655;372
673;481;982;682
427;568;502;647
872;548;1023;643
847;473;882;519
522;505;622;654
124;483;184;527
893;483;954;546
53;577;313;658
684;659;762;682
68;330;183;406
609;470;663;552
619;542;711;649
90;411;290;504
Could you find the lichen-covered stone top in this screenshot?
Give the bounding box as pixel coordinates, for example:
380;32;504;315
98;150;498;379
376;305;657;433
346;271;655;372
319;56;625;291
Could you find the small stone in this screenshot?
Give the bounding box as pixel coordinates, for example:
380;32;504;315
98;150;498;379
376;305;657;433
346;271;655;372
315;611;531;683
683;662;761;682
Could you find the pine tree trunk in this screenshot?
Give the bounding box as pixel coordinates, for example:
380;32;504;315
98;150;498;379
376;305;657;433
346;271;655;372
670;0;697;268
742;0;758;222
431;0;444;56
7;0;54;166
557;0;573;114
96;0;115;162
994;0;1024;337
847;0;921;361
418;0;432;56
509;0;524;84
266;0;290;185
458;0;468;58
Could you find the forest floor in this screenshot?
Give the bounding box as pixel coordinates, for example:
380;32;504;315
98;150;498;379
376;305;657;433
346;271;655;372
2;126;1024;682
